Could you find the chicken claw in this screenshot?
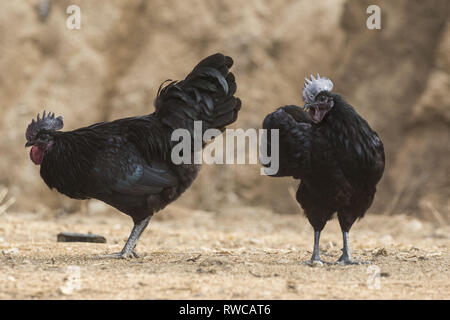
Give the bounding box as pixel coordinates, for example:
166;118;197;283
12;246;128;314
97;249;140;260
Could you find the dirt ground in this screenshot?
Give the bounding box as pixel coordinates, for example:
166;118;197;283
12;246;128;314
0;205;448;300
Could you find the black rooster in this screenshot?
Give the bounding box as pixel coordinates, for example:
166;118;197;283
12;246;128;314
262;75;384;265
25;53;241;259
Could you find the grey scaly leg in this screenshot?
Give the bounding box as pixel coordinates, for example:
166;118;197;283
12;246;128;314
304;231;329;265
336;231;367;265
99;216;152;259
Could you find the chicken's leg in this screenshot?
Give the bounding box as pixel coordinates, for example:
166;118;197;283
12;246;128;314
336;230;368;265
303;207;333;265
304;230;329;265
336;212;367;265
337;231;353;264
99;215;152;259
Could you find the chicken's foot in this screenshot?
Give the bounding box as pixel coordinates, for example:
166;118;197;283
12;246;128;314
303;231;330;265
336;231;368;265
98;215;151;259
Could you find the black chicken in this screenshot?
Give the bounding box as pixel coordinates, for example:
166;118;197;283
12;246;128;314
262;75;384;265
25;53;241;259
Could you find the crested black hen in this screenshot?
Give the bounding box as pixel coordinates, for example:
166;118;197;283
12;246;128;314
25;53;241;259
262;75;384;265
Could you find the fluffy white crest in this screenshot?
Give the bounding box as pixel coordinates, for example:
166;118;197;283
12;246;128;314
302;74;333;103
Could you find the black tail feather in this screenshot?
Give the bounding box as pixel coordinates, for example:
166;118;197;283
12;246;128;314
154;53;241;135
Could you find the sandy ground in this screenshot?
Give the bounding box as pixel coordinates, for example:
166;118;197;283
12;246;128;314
0;205;448;300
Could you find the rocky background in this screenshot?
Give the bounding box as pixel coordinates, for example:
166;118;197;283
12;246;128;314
0;0;448;221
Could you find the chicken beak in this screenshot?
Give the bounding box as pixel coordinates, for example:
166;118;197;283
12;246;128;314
25;141;34;148
303;103;314;111
304;102;329;124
